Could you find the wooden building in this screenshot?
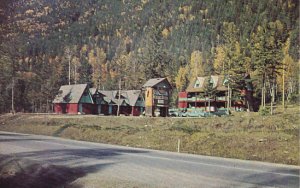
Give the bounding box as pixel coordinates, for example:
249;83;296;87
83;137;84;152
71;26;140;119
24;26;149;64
90;89;145;116
142;78;172;117
178;75;252;111
53;84;94;114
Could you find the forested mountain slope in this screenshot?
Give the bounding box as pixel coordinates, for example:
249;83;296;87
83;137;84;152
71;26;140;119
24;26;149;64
0;0;299;113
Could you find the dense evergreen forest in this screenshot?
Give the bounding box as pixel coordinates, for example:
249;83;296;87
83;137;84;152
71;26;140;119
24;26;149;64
0;0;299;113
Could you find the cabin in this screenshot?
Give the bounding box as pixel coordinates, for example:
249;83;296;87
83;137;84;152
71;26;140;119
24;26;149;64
53;84;94;114
90;89;145;116
178;75;253;111
142;78;172;117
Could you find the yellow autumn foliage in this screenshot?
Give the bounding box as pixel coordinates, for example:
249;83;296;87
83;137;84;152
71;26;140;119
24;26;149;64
25;9;34;15
162;28;169;38
175;66;188;91
190;50;204;78
213;46;226;74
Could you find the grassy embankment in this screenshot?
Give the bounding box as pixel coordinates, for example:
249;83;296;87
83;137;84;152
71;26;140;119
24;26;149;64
0;106;299;165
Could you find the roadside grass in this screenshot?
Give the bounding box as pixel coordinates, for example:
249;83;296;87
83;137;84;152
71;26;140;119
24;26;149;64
0;106;299;165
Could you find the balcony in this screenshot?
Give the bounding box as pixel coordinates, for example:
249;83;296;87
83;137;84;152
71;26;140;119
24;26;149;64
216;96;226;101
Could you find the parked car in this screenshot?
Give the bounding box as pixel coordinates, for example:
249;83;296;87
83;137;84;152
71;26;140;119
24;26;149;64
169;109;179;117
169;109;188;117
185;107;230;117
168;108;229;118
212;108;229;117
185;108;206;117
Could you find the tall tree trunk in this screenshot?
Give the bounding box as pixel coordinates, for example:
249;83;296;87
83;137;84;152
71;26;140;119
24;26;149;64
262;73;266;109
68;57;71;85
261;86;264;109
270;70;276;115
74;64;77;84
270;83;275;115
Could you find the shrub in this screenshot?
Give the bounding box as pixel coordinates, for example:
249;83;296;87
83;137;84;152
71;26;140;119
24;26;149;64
259;106;270;116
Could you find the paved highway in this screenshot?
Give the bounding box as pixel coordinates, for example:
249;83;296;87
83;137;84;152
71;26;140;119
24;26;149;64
0;131;299;188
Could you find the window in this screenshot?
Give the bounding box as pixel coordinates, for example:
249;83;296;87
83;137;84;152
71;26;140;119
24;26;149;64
194;80;200;88
158;100;164;104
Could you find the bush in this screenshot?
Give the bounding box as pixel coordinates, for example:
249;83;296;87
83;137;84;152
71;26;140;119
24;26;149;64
288;93;299;104
259;106;270;116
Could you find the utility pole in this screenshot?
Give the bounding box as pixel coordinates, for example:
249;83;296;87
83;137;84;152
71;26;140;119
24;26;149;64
227;83;230;114
68;57;71;85
65;47;72;85
117;78;121;116
11;77;15;114
282;64;285;110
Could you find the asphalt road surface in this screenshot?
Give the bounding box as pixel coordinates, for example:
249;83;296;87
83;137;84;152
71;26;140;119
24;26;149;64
0;131;299;188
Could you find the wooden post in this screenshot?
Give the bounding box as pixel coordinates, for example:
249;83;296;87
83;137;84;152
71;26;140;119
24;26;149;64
208;98;211;115
131;106;134;116
177;139;181;153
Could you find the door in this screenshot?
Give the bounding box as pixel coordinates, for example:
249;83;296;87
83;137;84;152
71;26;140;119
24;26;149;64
108;105;112;115
62;104;67;114
98;104;101;114
79;103;83;114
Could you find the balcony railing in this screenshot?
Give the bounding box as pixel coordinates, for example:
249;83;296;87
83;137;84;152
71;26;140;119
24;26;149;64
179;96;227;102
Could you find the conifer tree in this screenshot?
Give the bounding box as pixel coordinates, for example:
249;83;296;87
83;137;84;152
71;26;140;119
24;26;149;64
251;21;285;112
201;74;217;113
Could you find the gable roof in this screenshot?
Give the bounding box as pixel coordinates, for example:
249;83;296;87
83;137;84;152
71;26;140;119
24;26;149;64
194;77;206;89
99;90;116;100
89;88;97;95
53;84;91;104
122;90;142;106
142;78;171;88
186;75;228;93
98;90;142;106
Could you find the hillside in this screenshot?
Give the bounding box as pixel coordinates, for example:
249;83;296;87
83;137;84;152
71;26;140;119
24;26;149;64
0;0;299;113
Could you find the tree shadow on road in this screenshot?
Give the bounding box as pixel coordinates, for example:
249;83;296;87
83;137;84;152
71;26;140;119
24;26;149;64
238;168;300;188
0;147;147;188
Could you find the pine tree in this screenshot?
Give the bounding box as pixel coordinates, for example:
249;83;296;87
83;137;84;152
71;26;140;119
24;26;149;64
138;15;171;79
251;21;285;112
201;74;217;113
78;58;93;85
